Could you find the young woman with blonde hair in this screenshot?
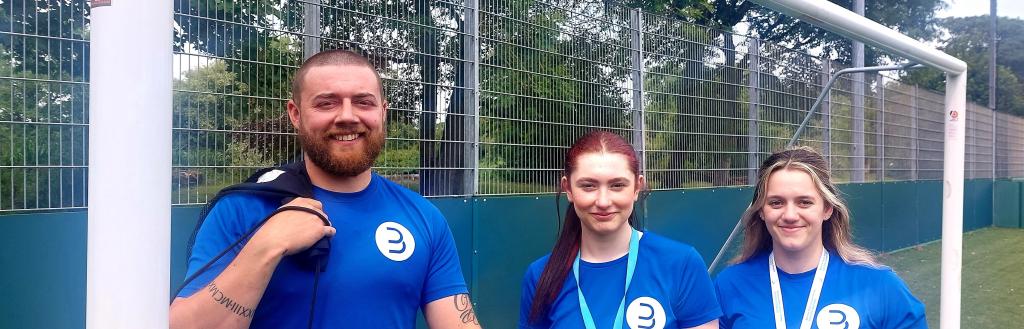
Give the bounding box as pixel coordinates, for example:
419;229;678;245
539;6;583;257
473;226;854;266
715;147;925;329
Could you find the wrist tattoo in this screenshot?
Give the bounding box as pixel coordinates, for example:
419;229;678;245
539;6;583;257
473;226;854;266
206;282;255;319
454;293;479;325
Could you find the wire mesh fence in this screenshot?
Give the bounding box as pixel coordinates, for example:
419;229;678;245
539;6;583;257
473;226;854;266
0;0;90;212
2;0;1024;212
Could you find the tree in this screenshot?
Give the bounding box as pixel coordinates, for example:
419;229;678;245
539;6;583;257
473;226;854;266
476;0;635;191
901;16;1024;116
642;0;947;65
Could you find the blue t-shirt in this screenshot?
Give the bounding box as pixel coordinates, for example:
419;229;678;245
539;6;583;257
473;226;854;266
178;173;468;328
715;251;926;329
519;232;723;329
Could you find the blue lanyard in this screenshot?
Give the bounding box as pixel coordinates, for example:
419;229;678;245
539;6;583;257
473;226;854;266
572;228;639;329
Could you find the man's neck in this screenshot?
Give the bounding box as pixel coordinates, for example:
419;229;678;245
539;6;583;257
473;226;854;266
772;242;825;274
579;225;633;263
303;157;373;193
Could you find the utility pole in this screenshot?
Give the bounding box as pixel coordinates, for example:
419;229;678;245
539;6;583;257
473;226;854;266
990;0;997;110
990;0;998;180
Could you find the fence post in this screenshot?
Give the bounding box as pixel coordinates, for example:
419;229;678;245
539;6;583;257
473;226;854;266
747;38;760;185
877;75;885;181
630;8;646;174
911;86;918;180
464;0;480;195
992;108;997;179
303;0;321;60
821;58;832;168
966;104;975;179
853;67;866;182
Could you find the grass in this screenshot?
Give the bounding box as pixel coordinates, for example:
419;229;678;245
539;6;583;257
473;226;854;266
878;227;1024;329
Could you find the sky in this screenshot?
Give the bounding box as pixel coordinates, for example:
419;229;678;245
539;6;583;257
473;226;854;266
939;0;1024;19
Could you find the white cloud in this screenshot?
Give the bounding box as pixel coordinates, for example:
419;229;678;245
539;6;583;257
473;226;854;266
939;0;1024;19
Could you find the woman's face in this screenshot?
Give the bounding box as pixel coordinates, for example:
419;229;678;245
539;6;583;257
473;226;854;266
563;152;644;237
760;168;833;257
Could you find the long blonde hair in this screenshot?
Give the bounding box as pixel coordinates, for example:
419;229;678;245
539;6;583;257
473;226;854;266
733;146;878;267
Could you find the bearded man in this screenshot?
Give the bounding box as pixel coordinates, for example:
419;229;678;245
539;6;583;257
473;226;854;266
169;49;481;329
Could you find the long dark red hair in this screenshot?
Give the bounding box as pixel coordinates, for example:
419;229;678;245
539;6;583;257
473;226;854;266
527;130;643;323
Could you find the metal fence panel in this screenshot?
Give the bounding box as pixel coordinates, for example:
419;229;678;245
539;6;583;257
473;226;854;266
4;0;1024;212
0;0;89;212
996;111;1024;178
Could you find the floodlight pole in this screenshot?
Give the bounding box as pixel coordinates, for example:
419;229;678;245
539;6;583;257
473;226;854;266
742;1;966;328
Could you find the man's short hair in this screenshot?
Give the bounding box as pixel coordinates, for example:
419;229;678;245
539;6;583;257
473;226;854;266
290;49;384;104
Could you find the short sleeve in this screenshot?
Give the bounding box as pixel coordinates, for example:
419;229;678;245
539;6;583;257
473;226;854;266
673;247;724;328
881;270;927;329
714;276;734;329
518;259;549;329
420;211;469;305
176;195;269;298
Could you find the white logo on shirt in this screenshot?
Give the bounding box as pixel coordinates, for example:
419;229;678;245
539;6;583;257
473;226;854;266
375;222;415;261
256;169;285;183
626;297;665;329
817;303;860;329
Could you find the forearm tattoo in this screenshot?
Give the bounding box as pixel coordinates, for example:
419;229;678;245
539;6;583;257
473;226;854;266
206;282;255;319
454;293;480;325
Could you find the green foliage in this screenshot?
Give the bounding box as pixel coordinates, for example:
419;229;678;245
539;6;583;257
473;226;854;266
643;0;947;65
477;0;634;186
901;16;1024;116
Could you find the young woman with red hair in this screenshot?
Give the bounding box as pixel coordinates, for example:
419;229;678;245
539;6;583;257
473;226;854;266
519;131;721;329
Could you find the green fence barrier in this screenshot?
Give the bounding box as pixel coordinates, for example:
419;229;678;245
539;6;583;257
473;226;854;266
0;179;1008;328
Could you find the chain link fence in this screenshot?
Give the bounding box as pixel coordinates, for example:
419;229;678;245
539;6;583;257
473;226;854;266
2;0;1023;212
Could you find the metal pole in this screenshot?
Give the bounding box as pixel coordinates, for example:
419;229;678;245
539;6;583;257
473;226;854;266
466;0;480;195
989;0;997;111
911;86;919;180
990;0;998;180
992;109;997;179
941;71;967;329
878;75;885;181
630;8;646;175
87;0;172;327
852;0;866;182
748;39;761;185
749;0;967;73
303;0;321;60
821;58;832;167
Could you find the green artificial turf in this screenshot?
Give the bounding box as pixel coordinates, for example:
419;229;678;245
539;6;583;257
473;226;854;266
879;227;1024;329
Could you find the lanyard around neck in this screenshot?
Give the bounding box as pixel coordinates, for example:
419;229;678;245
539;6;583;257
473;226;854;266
572;228;639;329
768;248;829;329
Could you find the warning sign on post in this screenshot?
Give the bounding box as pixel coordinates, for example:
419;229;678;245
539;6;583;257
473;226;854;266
947;108;962;140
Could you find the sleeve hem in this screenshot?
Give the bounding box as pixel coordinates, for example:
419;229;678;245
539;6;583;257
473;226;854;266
678;310;724;328
421;285;470;307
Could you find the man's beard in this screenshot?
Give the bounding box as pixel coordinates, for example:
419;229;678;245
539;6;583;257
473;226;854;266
297;126;384;178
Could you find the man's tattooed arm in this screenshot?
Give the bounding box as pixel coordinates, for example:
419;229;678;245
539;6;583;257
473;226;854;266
206;282;255;319
454;293;480;325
